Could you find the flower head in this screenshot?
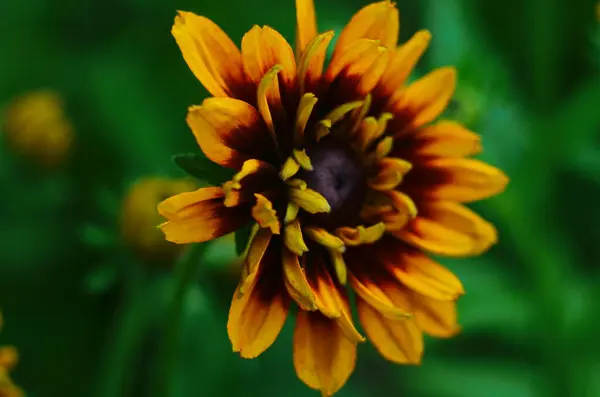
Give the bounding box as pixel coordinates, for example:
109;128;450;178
122;177;196;262
160;1;508;394
2;91;74;168
0;313;23;397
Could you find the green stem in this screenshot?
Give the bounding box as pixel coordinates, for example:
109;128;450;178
95;262;150;397
155;243;210;397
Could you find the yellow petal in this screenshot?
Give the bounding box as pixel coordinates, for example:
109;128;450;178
391;67;457;130
357;297;423;364
283;249;317;310
384;249;464;301
293;311;357;396
289;187;331;214
368;157;412;191
395;201;497;257
187;98;271;169
336;223;386;246
172;11;248;98
306;255;343;318
256;64;285;141
325;39;380;84
403;158;509;203
304;227;345;252
295;0;318;57
242;25;296;88
333;1;399;56
294;93;319;145
158;187;250;244
283;219;308;256
328;249;347;285
251;194;280;235
280;156;301;180
240;228;272;291
379;30;431;97
293;149;313;171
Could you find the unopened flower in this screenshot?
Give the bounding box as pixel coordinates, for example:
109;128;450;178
122;177;196;262
2;91;74;168
159;1;508;395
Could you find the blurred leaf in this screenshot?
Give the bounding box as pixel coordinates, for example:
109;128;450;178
172;153;234;186
83;260;122;295
79;223;116;249
234;223;253;255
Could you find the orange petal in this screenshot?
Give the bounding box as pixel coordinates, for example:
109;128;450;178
381;247;464;301
348;271;412;320
228;241;289;358
325;39;382;85
187;98;272;169
409;290;461;338
298;31;335;95
293;311;357;396
172;11;248;98
283;250;317;311
333;1;399;57
158;187;250;243
378;30;431;97
242;25;296;88
390;67;457;130
240;228;272;290
295;0;318;57
394;201;498;257
306;254;343;318
357;297;423;364
402;158;509;203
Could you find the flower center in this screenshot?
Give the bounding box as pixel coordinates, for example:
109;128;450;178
299;139;367;228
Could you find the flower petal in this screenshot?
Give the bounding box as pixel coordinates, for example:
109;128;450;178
242;25;296;88
283;249;317;311
172;11;249;98
158;187;250;243
394;201;498;257
293;311;357;396
187;98;273;169
295;0;318;56
378;30;431;97
297;31;335;95
379;244;464;301
348;271;412;320
393;120;482;159
357;297;423;364
333;1;399;57
228;240;289;358
389;67;457;131
402;158;509;203
240;228;272;290
409;290;461;338
306;253;343;318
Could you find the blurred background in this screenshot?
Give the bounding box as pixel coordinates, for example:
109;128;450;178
1;0;600;396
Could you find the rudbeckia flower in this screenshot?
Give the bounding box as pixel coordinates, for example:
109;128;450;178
159;1;508;394
2;90;74;168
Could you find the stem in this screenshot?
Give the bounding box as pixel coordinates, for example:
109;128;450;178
95;262;150;397
155;243;210;397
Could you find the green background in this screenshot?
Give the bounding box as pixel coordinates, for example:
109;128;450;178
2;0;600;396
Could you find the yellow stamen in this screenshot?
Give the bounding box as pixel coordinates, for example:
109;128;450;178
284;202;300;224
286;178;307;189
328;249;347;285
280;157;300;180
251;194;280;235
284;219;309;255
304;227;345;252
336;222;386;246
293;149;313;171
289;187;331;214
257;64;283;152
294;93;318;145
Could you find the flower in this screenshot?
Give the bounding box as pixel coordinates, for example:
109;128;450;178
122;177;196;262
159;1;509;395
0;313;23;397
2;91;74;168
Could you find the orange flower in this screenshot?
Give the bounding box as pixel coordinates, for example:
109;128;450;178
0;313;23;397
159;1;508;395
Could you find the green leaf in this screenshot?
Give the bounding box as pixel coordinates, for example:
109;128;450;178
234;223;253;255
172;153;234;185
83;261;122;295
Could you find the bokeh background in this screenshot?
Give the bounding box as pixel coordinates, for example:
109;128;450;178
2;0;600;396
